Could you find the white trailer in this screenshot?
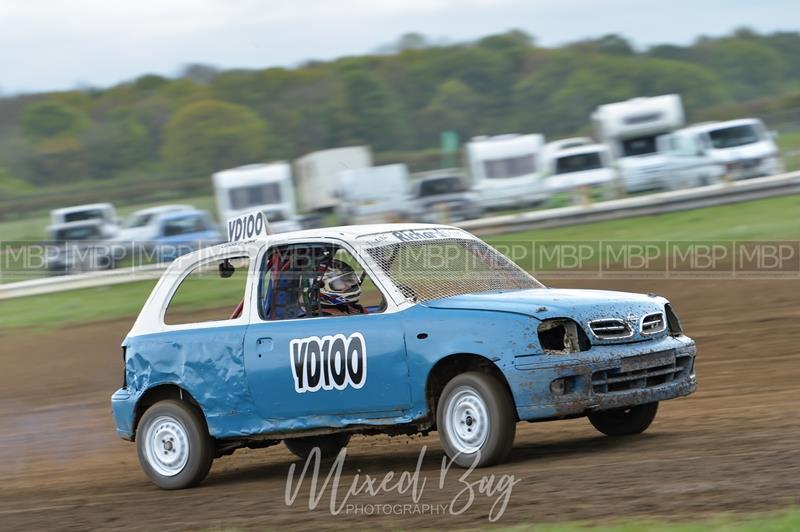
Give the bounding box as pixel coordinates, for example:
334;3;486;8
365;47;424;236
464;134;546;209
335;164;408;224
212;162;300;234
592;95;685;192
543;142;617;195
294;146;372;212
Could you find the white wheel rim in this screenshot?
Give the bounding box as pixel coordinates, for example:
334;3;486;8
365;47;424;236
144;415;190;477
444;386;490;454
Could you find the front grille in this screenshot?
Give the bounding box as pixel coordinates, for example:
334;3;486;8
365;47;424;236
588;318;633;340
592;353;693;394
641;312;666;335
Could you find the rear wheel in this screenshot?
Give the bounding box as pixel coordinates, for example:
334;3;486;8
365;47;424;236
436;372;516;468
588;401;659;436
284;432;351;460
136;399;214;489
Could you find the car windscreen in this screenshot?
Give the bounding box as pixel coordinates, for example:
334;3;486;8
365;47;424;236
483;154;537;179
162;216;206;237
229;183;282;210
708;124;762;149
64;209;105;223
555;152;604;174
621;135;658;157
126;213;154;228
366;237;542;302
53;225;101;240
418;177;467;196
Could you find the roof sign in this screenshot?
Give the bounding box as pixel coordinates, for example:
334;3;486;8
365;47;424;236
227;211;271;242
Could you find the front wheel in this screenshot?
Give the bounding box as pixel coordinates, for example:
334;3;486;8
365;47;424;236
436;372;516;468
136;399;214;489
284;432;351;460
587;401;659;436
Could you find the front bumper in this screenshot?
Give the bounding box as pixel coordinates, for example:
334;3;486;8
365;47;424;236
509;336;697;421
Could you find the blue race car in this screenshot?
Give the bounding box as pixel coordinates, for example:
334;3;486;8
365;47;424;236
112;216;696;489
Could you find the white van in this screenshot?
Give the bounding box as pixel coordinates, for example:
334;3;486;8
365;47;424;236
681;119;783;180
543;142;616;196
212;163;300;234
336;164;408;224
464;134;546;209
592;95;685;193
294;146;372;212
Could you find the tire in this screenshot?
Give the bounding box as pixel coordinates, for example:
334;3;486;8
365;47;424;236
588;401;659;436
436;372;516;468
136;399;214;489
284;432;351;460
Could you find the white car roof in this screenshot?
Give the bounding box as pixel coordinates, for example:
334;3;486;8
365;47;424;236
175;223;473;263
51;203;114;215
683;118;763;134
132;204;194;216
551;143;609;158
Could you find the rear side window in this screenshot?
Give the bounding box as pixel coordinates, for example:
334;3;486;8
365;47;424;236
165;256;250;325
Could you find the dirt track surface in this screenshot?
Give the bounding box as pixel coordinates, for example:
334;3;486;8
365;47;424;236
1;278;799;529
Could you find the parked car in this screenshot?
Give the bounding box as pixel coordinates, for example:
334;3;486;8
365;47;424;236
148;210;223;263
44;220;111;274
680;118;783;180
50;203;119;238
112;217;697;489
610;129;725;193
406;170;482;222
117;205;195;242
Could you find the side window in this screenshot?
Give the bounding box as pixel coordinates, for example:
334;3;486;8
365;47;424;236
165;256;250;325
259;244;386;321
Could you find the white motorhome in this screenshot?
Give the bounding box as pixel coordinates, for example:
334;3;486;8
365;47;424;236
212;163;300;234
336;164;408;224
50;203;119;237
680;118;783;180
592;95;685;193
464;134;546;209
294;146;372;212
543;141;617;195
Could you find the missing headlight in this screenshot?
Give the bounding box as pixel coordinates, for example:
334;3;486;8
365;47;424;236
538;318;590;354
665;304;684;336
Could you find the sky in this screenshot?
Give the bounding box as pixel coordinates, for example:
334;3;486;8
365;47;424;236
0;0;797;94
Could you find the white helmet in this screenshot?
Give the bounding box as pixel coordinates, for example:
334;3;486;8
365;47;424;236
319;260;361;308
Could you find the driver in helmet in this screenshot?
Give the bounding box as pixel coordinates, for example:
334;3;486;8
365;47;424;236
318;259;365;316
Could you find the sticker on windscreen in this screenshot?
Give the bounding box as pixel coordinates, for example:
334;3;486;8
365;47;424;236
290;333;367;393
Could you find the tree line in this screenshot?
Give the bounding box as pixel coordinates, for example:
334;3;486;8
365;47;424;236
1;27;799;192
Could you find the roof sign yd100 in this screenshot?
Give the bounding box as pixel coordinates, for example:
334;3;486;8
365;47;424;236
227;211;271;242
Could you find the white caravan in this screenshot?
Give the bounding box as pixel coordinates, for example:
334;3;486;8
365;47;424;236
336;164;408;224
212;163;300;234
543;141;617;195
294;146;372;212
592;94;685;192
464;134;546;209
680;118;783;180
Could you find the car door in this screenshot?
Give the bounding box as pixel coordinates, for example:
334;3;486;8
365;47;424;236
243;241;412;421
